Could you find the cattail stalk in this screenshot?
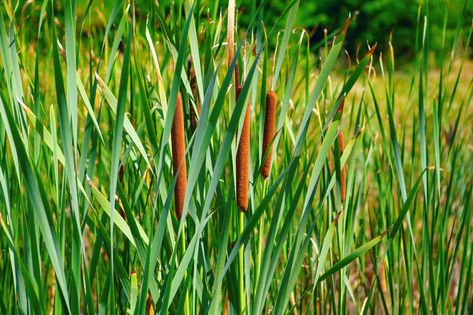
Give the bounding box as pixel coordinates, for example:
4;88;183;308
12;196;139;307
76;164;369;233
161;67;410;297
188;60;200;132
227;0;240;91
227;0;235;71
337;98;346;202
171;91;187;219
236;87;250;211
338;133;346;202
261;90;277;179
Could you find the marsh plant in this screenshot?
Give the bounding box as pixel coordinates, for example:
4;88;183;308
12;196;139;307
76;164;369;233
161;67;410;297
0;0;472;314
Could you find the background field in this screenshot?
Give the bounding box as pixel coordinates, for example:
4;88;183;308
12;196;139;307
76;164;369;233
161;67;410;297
0;0;472;314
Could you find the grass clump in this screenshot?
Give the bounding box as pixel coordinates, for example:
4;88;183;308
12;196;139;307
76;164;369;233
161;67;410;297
0;0;472;314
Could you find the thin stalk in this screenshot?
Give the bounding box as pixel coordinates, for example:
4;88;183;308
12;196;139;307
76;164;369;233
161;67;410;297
239;211;246;314
181;228;190;315
255;181;267;287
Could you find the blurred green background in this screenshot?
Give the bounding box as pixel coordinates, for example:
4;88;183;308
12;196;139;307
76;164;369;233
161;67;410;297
7;0;473;63
238;0;472;62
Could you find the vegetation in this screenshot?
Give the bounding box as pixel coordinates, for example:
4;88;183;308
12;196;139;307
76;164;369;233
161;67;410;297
239;0;473;58
0;0;472;314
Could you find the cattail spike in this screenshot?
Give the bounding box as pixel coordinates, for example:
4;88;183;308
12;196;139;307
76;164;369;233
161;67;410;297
171;91;187;219
234;63;240;91
146;293;155;315
236;86;250;211
261;90;277;179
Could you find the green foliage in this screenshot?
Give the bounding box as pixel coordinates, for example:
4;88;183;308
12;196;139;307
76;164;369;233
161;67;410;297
0;0;472;314
239;0;472;59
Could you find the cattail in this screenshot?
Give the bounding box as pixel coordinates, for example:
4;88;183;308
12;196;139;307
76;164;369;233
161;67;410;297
118;164;125;183
236;86;250;211
171;91;187;219
234;63;240;91
261;90;277;179
146;293;154;315
336;98;346;202
338;132;346;202
188;59;200;133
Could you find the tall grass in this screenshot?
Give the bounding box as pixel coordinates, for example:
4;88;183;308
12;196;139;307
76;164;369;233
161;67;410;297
0;0;472;314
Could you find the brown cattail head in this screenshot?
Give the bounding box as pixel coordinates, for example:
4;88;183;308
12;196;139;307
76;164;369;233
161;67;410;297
171;91;187;219
234;63;240;91
236;86;250;211
338;132;346;202
118;164;125;183
261;90;277;179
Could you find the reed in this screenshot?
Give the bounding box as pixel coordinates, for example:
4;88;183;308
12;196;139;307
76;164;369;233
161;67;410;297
1;1;470;314
171;91;187;219
236;86;251;211
261;90;277;179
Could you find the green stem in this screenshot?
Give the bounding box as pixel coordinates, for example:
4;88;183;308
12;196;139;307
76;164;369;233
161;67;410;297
255;181;267;291
181;227;190;315
239;211;246;314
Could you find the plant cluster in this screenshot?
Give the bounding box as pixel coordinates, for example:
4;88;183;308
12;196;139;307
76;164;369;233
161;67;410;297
0;0;472;314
